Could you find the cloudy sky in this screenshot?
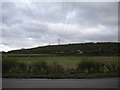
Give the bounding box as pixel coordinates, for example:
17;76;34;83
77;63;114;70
1;1;118;51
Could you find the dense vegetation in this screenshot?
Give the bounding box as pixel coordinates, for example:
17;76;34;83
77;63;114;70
2;42;120;78
4;42;119;56
2;56;119;78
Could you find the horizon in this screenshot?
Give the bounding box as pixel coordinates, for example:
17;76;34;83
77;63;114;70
1;41;119;52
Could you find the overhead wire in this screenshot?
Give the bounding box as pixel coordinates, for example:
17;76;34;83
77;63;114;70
61;0;69;44
24;0;39;24
24;0;51;46
42;3;49;26
24;0;76;45
35;2;53;45
42;3;55;44
58;2;64;44
65;0;76;34
24;0;49;27
62;2;64;22
66;0;76;25
35;2;49;27
62;0;76;44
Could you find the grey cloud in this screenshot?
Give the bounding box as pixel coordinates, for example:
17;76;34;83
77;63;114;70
73;3;118;26
1;2;118;51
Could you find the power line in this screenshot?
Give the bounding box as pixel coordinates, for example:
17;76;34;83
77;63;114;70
24;0;39;24
66;0;76;25
42;3;49;26
63;0;76;33
61;0;76;45
61;2;64;22
60;1;70;44
62;1;68;37
63;2;68;24
35;3;49;26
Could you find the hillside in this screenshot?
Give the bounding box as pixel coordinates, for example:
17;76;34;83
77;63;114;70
5;42;119;56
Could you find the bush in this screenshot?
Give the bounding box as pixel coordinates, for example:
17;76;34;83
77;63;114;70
2;57;18;74
47;62;64;74
17;62;27;73
105;62;118;72
65;67;76;74
3;56;119;78
27;63;34;73
76;59;105;73
32;61;48;74
94;61;105;73
76;59;95;73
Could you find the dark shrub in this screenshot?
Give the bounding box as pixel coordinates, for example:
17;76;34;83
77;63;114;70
32;61;48;74
76;59;95;73
47;62;64;74
76;58;106;73
65;67;76;74
2;57;18;74
105;62;118;72
17;62;27;73
27;63;34;73
94;61;105;73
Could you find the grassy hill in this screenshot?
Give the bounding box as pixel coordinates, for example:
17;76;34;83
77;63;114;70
2;42;120;78
5;42;119;56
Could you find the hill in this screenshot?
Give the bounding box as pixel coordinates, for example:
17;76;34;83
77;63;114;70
5;42;119;56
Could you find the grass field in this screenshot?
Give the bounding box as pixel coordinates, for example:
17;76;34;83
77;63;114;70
3;54;118;68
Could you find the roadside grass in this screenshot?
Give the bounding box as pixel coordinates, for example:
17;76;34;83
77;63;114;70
3;73;118;79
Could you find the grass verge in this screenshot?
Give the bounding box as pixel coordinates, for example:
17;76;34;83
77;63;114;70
3;72;118;79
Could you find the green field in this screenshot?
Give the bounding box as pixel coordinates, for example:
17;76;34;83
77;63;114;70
3;54;119;68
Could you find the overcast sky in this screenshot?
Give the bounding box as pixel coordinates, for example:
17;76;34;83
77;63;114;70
1;2;118;51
